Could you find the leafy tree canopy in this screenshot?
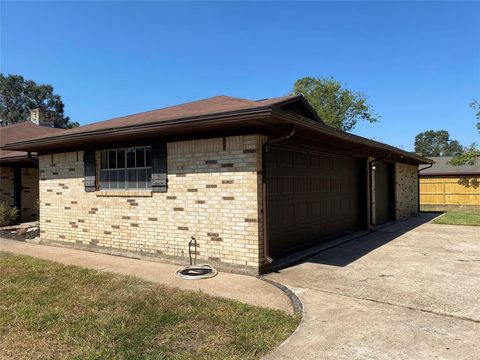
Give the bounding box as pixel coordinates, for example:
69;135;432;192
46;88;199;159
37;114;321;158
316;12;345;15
414;130;464;157
449;143;480;166
449;99;480;166
292;77;379;132
0;74;78;128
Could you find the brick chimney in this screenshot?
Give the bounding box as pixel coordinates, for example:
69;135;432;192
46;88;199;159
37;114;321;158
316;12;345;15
30;106;56;127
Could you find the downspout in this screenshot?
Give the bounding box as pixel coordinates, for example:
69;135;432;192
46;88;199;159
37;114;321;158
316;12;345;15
368;151;391;227
262;125;296;266
27;151;39;166
417;163;433;213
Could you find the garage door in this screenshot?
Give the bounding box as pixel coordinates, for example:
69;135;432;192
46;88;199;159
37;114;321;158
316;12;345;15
266;147;366;258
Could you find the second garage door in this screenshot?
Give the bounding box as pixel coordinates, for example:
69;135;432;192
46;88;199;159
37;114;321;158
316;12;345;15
266;147;366;258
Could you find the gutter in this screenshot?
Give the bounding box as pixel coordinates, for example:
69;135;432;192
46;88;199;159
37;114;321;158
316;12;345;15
262;125;296;265
368;151;391;227
417;163;433;212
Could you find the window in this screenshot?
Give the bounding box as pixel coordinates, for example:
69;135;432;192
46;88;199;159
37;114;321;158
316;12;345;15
99;146;152;189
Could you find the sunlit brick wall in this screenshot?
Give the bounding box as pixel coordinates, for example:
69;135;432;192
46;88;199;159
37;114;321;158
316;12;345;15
39;135;265;274
395;163;419;220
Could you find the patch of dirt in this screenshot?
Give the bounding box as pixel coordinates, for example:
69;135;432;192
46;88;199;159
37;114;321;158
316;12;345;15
0;227;39;241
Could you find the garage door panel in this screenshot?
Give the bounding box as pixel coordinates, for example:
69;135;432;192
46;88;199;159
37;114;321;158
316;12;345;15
280;176;295;194
267;148;365;258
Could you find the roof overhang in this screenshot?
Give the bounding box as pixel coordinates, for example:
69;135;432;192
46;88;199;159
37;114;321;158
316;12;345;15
4;107;273;153
268;110;432;165
3;105;432;165
0;153;38;167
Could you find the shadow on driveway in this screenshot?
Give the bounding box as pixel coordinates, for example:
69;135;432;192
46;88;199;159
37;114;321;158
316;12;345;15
298;212;441;267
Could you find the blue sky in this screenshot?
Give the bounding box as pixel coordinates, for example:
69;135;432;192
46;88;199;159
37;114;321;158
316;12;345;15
1;1;479;150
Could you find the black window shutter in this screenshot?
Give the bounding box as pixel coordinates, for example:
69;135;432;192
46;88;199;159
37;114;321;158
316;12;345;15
84;150;96;192
151;141;168;193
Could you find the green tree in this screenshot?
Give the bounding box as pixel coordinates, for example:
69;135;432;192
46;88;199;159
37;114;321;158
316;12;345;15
449;100;480;166
449;143;480;166
292;76;379;132
414;130;464;157
0;74;78;128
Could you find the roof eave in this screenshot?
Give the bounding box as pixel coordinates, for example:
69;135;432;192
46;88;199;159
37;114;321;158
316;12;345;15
271;109;433;165
4;107;273;153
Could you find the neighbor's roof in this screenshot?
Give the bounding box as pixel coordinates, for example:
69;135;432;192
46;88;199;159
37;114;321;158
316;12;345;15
3;95;432;165
419;156;480;176
0;121;63;163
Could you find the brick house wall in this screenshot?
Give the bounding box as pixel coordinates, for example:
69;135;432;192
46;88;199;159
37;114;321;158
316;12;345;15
37;134;421;273
395;163;419;220
0;166;39;222
39;135;265;274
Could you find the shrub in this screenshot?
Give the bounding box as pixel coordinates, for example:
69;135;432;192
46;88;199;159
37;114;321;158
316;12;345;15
0;202;18;227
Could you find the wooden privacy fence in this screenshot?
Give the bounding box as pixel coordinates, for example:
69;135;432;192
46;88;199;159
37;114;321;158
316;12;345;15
420;176;480;206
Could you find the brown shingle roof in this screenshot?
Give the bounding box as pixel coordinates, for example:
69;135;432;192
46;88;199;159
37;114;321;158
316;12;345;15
3;94;432;165
19;95;298;142
0;121;63;163
420;156;480;176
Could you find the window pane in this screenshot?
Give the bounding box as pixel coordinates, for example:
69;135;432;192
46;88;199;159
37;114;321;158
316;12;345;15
101;151;108;169
137;169;147;188
110;170;118;189
117;149;125;168
127;148;135;168
127;169;137;189
108;150;116;169
145;147;151;167
136;147;145;167
100;170;109;189
118;169;126;188
146;169;152;188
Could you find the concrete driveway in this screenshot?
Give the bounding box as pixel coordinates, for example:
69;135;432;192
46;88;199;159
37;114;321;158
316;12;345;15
264;214;480;360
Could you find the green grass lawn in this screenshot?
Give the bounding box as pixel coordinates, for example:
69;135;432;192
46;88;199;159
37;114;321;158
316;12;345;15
0;252;299;360
432;208;480;226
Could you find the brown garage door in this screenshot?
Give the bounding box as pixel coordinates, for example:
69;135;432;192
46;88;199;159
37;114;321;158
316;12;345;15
266;147;366;258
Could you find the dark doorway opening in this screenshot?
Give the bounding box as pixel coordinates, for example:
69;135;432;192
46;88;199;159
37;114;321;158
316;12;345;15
13;167;22;219
374;161;395;225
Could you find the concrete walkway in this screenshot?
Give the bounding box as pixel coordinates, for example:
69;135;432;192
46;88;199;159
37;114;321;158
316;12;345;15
0;238;293;314
264;214;480;359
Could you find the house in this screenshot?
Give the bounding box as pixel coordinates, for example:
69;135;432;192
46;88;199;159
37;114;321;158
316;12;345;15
419;156;480;207
4;95;432;274
0;108;63;222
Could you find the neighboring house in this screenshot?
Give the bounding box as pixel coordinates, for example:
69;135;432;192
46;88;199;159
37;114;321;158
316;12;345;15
4;95;431;274
419;156;480;207
0;108;63;222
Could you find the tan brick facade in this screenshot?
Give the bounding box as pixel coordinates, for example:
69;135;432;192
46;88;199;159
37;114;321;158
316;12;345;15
39;135;265;274
37;135;421;274
0;167;39;222
395;163;419;220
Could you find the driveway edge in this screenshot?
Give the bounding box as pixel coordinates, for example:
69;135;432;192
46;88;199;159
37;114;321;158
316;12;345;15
258;276;304;315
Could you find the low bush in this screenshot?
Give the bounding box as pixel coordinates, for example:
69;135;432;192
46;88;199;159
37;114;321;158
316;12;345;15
0;202;18;227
